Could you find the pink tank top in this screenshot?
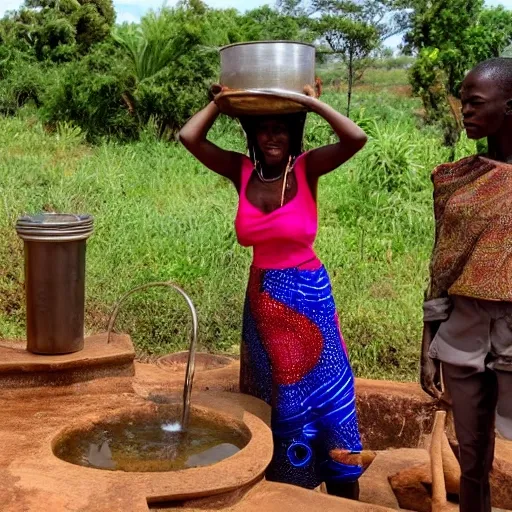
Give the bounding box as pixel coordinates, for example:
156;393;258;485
235;152;319;270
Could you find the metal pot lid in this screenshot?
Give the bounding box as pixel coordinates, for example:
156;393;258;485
16;213;94;242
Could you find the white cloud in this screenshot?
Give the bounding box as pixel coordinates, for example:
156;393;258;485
116;11;139;24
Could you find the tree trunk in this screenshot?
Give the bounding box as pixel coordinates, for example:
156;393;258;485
347;53;354;118
121;91;136;116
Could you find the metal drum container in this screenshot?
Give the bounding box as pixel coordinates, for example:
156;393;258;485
217;41;316;116
16;213;94;355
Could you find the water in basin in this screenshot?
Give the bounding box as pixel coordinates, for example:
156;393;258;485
54;414;248;472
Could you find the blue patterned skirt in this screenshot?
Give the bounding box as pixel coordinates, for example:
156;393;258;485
240;264;363;489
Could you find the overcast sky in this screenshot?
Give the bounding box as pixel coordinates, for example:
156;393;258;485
1;0;511;48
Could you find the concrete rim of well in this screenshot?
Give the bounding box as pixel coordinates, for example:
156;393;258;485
156;351;236;373
49;401;273;504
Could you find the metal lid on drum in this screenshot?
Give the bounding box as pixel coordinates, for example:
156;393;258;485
15;213;94;242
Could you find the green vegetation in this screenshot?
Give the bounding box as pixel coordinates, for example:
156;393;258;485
0;75;478;380
0;1;313;141
1;0;510;145
0;0;509;380
404;0;512;151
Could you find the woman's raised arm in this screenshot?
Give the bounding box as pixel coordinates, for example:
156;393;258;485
292;93;367;178
179;102;243;187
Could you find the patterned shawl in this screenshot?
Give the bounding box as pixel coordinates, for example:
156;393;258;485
428;156;512;301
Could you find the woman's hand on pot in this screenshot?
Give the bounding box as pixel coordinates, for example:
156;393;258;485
303;84;317;98
281;87;318;111
208;83;224;102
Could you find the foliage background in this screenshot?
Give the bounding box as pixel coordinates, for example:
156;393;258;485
0;0;511;380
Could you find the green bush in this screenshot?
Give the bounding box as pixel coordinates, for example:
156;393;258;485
0;79;483;379
0;49;47;115
1;1;115;62
40;40;138;141
136;49;217;137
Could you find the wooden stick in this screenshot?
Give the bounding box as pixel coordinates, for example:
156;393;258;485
441;432;461;495
431;410;448;511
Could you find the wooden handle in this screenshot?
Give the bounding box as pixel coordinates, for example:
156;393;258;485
431;410;448;511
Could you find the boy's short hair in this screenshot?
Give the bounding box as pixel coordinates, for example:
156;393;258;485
470;57;512;95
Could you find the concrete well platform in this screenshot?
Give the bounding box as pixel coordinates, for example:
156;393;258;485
0;333;135;388
1;336;511;512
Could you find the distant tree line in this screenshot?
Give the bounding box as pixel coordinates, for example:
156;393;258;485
0;0;510;142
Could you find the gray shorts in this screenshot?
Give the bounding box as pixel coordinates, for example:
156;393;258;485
429;295;512;440
429;295;512;372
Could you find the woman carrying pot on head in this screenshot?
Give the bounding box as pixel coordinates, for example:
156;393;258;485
421;57;512;512
179;83;367;497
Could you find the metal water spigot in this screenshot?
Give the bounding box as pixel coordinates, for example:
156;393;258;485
106;281;198;429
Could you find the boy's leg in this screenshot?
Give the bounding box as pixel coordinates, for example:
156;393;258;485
490;307;512;440
442;363;498;512
495;370;512;440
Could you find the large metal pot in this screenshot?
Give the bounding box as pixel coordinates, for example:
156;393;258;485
16;213;94;355
217;41;316;116
219;41;316;94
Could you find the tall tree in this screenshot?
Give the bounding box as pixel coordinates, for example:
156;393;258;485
113;8;203;82
278;1;407;116
317;13;379;116
280;0;408;40
403;0;484;95
403;0;512;97
277;0;307;15
467;7;512;65
311;1;386;117
241;6;311;42
403;0;512;153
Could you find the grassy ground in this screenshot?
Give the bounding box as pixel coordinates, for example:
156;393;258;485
0;69;477;380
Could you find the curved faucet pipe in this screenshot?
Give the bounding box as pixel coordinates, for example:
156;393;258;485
106;281;198;430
